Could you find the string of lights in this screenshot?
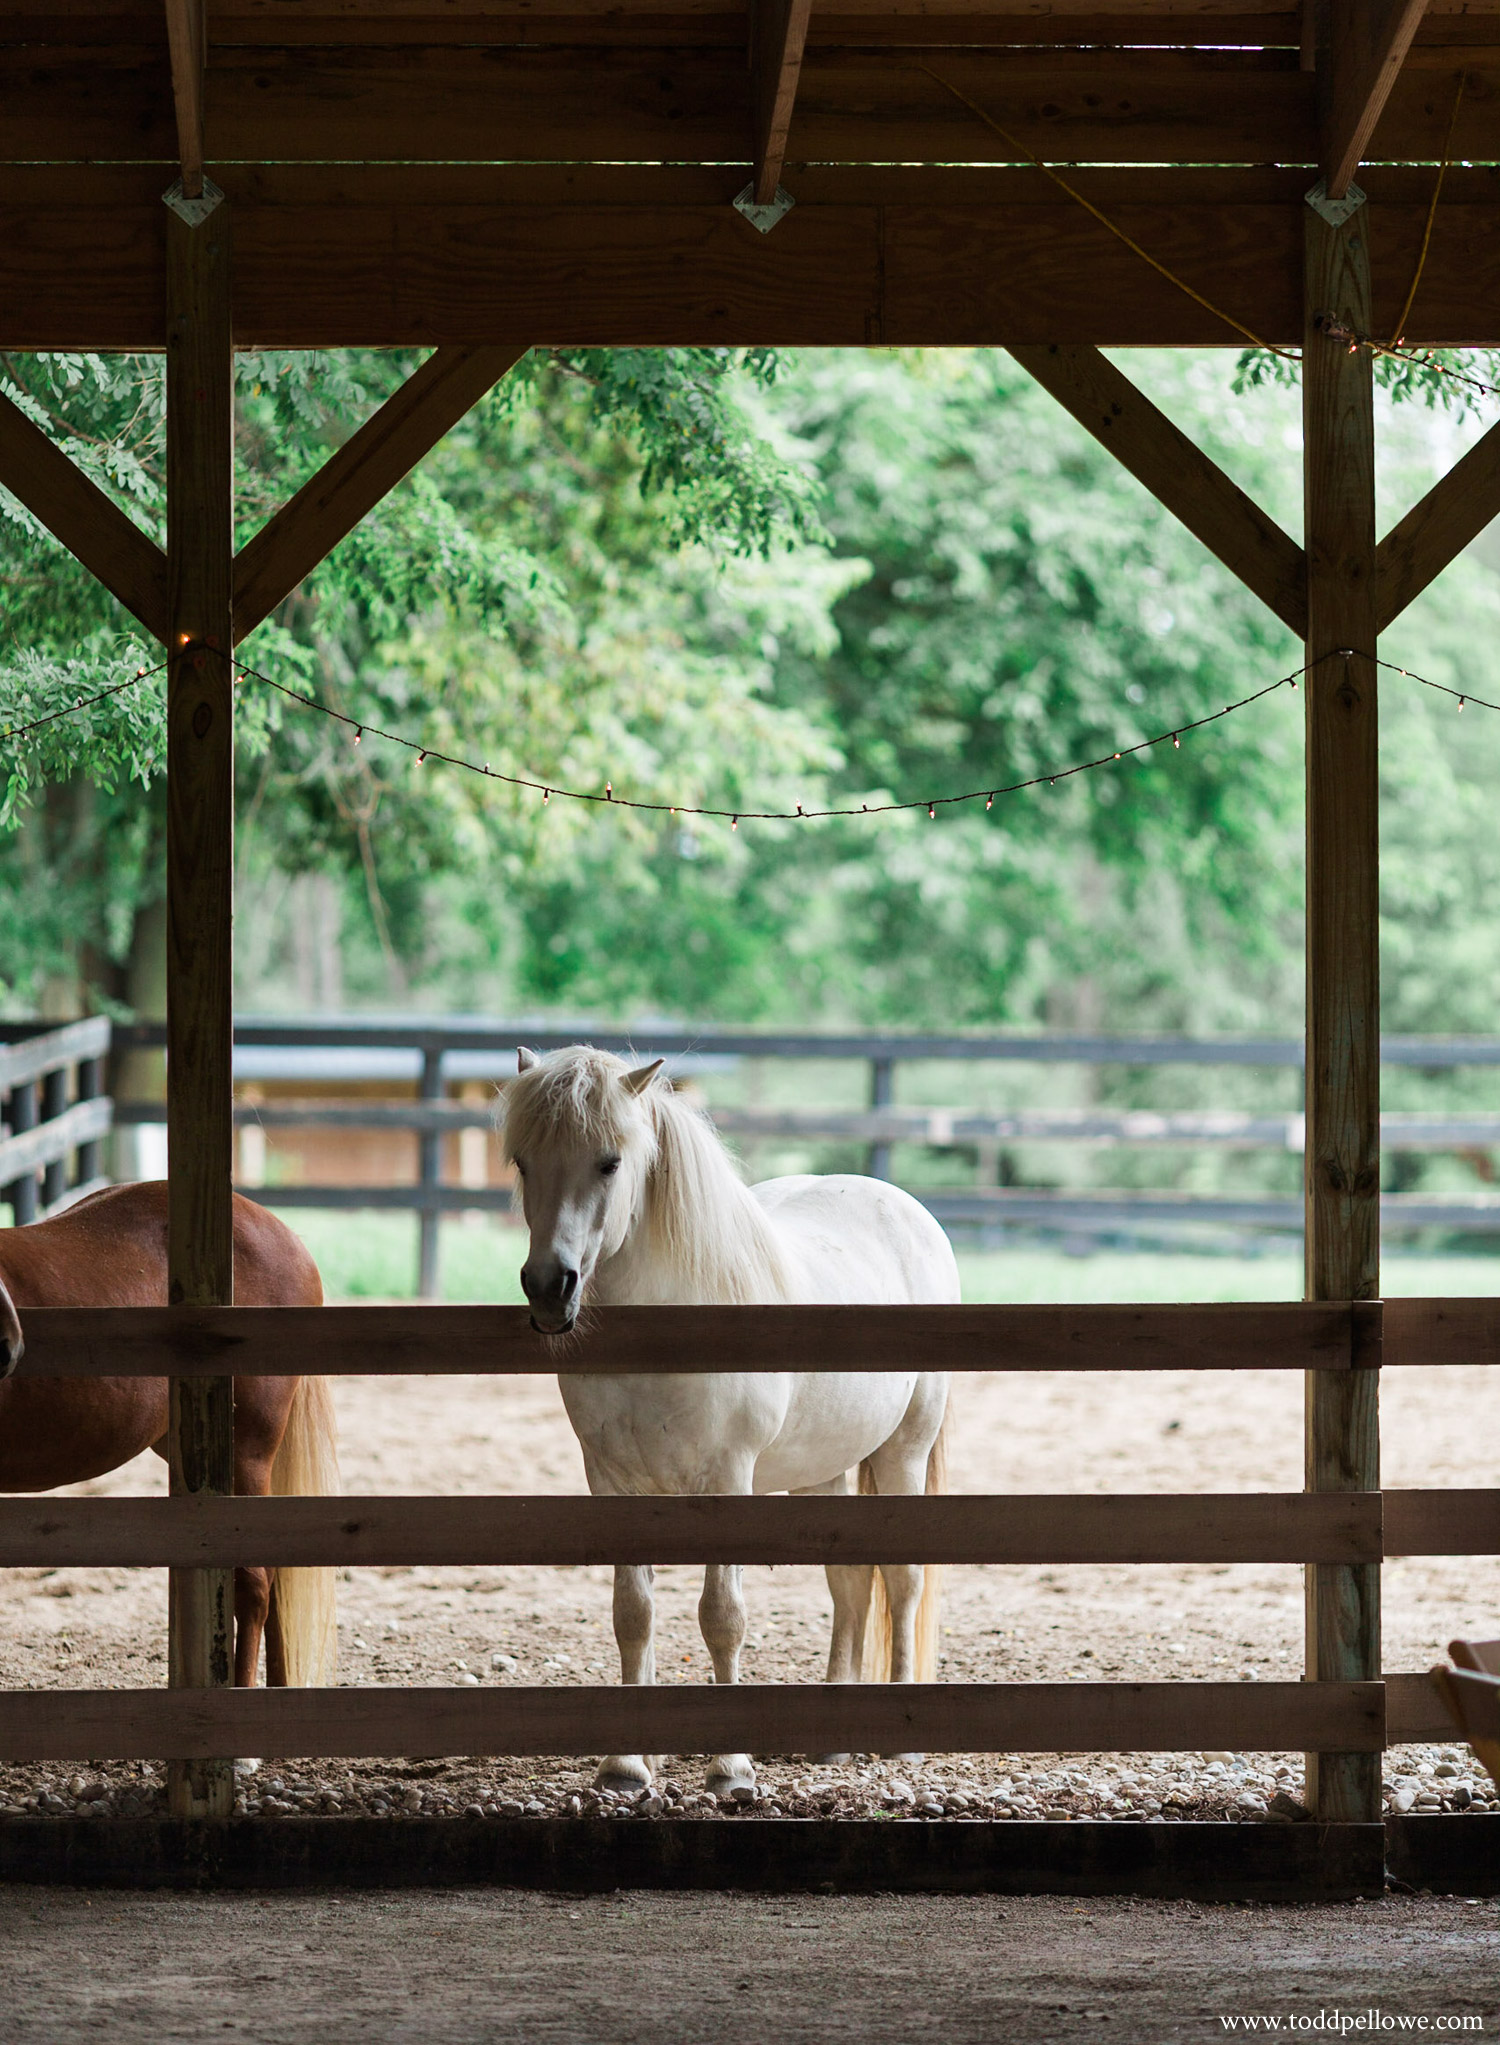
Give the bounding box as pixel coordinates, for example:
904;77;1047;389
233;653;1309;829
1;647;1494;825
0;659;167;746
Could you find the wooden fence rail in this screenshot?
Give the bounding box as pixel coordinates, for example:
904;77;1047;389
0;1491;1387;1569
6;1300;1387;1378
0;1681;1386;1764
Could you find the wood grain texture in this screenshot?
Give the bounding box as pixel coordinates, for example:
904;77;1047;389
0;1491;1385;1569
5;1300;1372;1379
1376;416;1500;630
1383;1669;1452;1743
0;43;1490;167
1302;199;1381;1827
1008;344;1306;632
0;387;168;637
0;1680;1385;1762
165;201;236;1821
7;164;1500;351
1321;0;1433;197
752;0;812;203
0;47;1321;166
164;0;206;196
1384;1488;1500;1555
233;345;527;639
1383;1296;1500;1368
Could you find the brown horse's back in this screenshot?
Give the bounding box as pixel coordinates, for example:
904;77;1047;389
0;1181;322;1309
0;1183;322;1494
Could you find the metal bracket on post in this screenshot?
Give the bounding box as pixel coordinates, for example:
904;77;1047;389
733;182;795;234
162;176;225;227
1304;179;1367;227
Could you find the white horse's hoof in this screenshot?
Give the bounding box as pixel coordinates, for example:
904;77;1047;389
706;1758;757;1796
595;1762;653;1794
233;1758;261;1777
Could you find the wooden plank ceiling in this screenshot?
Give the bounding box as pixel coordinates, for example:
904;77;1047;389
1;0;1498;347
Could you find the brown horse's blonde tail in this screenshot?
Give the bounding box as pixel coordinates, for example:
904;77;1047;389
857;1400;949;1684
269;1376;340;1686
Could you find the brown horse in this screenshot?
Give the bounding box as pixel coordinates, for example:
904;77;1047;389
0;1181;337;1686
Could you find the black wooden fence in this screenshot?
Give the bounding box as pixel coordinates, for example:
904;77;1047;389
0;1018;112;1224
102;1016;1500;1296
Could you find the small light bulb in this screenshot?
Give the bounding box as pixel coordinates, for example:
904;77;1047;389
1172;733;1180;749
1113;752;1121;761
417;750;427;764
1459;697;1466;711
985;793;994;811
606;782;613;801
543;789;550;806
731;816;739;832
353;727;362;744
928;804;936;820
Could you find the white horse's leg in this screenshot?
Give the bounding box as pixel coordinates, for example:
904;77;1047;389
596;1561;657;1792
864;1376;948;1757
698;1564;755;1794
791;1471;871;1763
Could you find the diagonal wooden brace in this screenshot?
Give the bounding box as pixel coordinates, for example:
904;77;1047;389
0;387;168;642
233;345;529;642
1008;345;1307;637
1377;415;1500;632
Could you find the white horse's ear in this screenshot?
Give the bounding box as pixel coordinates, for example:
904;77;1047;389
622;1058;664;1096
516;1046;538;1072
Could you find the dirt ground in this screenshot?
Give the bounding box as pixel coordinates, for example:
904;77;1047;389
2;1887;1498;2044
2;1356;1497;1820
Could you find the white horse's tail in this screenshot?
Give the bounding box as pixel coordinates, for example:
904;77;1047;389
269;1375;340;1686
858;1402;949;1684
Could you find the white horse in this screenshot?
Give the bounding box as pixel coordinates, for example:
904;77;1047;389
502;1043;957;1795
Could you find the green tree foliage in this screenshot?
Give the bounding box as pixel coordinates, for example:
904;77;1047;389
0;345;826;1008
3;341;1500;1067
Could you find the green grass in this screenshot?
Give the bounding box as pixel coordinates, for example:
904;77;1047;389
269;1207;1500;1306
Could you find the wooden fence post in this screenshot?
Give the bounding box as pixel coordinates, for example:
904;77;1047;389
1302;193;1381;1825
417;1044;444;1299
868;1055;894;1181
165;193;236;1820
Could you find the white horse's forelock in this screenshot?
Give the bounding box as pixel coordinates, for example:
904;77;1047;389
502;1045;795;1304
502;1045;651;1164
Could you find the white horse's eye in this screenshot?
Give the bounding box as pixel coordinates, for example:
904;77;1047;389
600;1156;621;1176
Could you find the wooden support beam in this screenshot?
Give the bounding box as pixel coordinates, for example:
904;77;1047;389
1301;194;1382;1826
165;197;235;1822
0;1680;1386;1764
1321;0;1432;198
751;0;812;206
163;0;206;200
10;163;1500;353
232;345;527;640
1376;415;1500;630
0;388;168;640
1008;345;1307;636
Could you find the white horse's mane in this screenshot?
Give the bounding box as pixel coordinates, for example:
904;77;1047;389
503;1046;795;1304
